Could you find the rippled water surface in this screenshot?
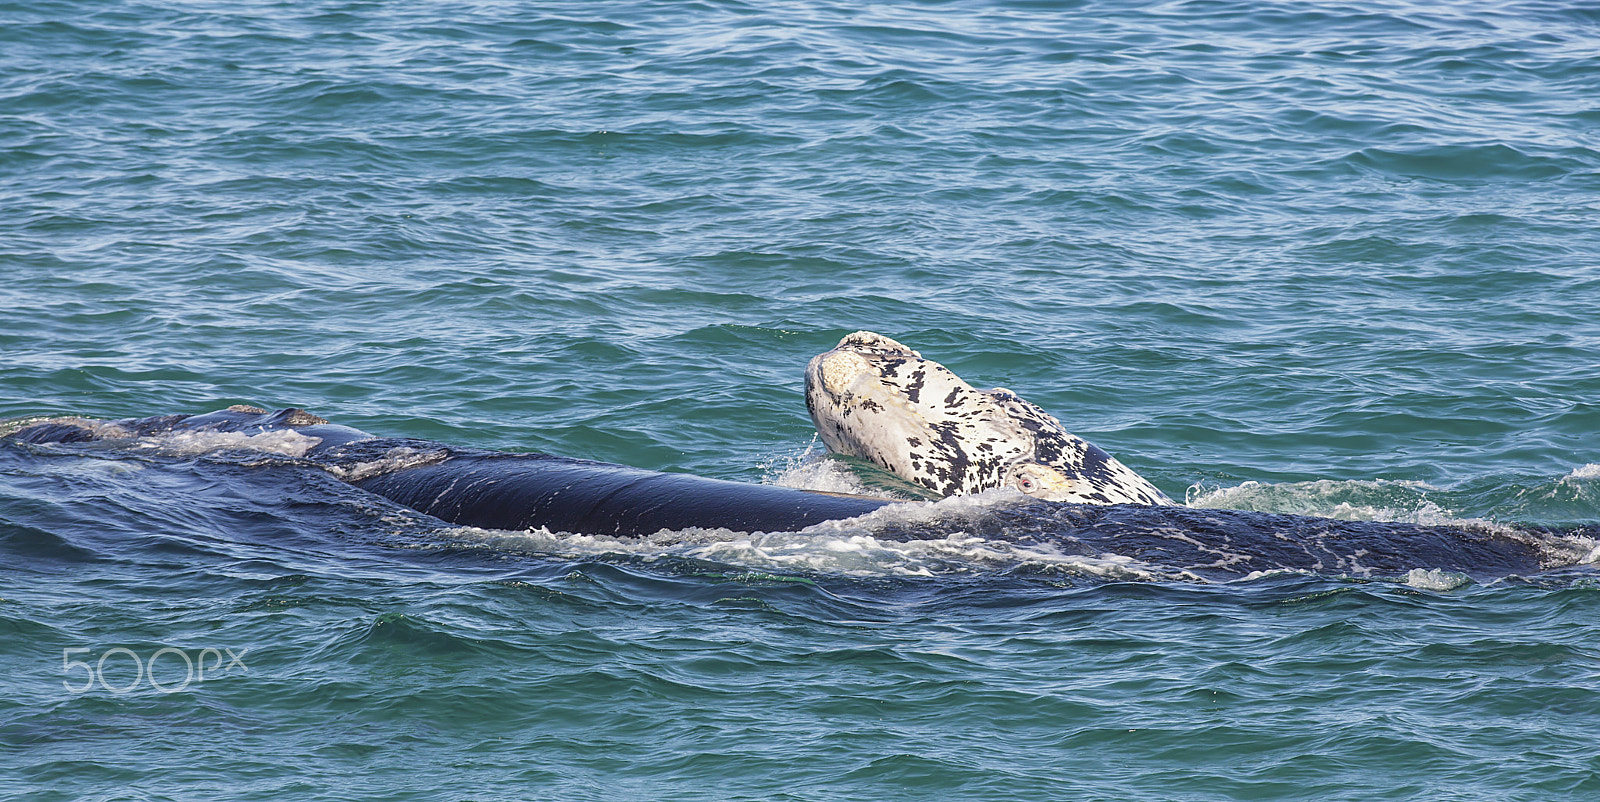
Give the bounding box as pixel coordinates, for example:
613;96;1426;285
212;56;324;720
4;0;1599;799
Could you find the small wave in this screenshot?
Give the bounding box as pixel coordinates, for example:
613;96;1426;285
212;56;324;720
761;439;876;496
1187;478;1462;526
761;440;942;500
1338;143;1580;183
1185;476;1600;574
1190;471;1600;531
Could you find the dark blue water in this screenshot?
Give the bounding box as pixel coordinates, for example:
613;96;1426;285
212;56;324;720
4;1;1599;799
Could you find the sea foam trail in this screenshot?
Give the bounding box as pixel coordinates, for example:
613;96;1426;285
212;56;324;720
440;492;1177;582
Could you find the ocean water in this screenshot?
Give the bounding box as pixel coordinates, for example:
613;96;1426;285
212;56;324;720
3;0;1599;799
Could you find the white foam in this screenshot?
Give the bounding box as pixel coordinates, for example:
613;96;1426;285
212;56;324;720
815;486;1030;527
1402;568;1473;591
759;438;941;501
1581;540;1600;565
447;525;1178;580
1235;568;1313;582
762;442;875;496
434;489;1183;580
1564;463;1600;480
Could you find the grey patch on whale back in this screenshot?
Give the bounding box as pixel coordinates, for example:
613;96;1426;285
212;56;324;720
805;331;1173;506
282;408;330;426
223;405;327;426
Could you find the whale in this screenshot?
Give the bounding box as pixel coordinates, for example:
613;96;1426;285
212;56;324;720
6;406;893;537
4;347;1590;580
5;405;1587;579
806;331;1173;505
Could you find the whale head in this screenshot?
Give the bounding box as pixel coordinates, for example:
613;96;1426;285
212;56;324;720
804;331;1172;505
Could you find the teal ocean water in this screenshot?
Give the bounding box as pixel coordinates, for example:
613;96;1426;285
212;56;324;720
4;0;1600;798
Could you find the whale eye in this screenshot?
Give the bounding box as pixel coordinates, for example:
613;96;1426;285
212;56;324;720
1012;465;1066;498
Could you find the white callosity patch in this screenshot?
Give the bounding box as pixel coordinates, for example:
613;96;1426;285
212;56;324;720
805;331;1172;505
132;429;325;458
320;447;451;482
0;416;133;440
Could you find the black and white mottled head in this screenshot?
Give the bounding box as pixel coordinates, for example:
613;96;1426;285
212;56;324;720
805;331;1173;506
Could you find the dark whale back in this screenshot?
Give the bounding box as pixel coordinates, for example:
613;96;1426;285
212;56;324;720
347;450;889;536
6;407;892;537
